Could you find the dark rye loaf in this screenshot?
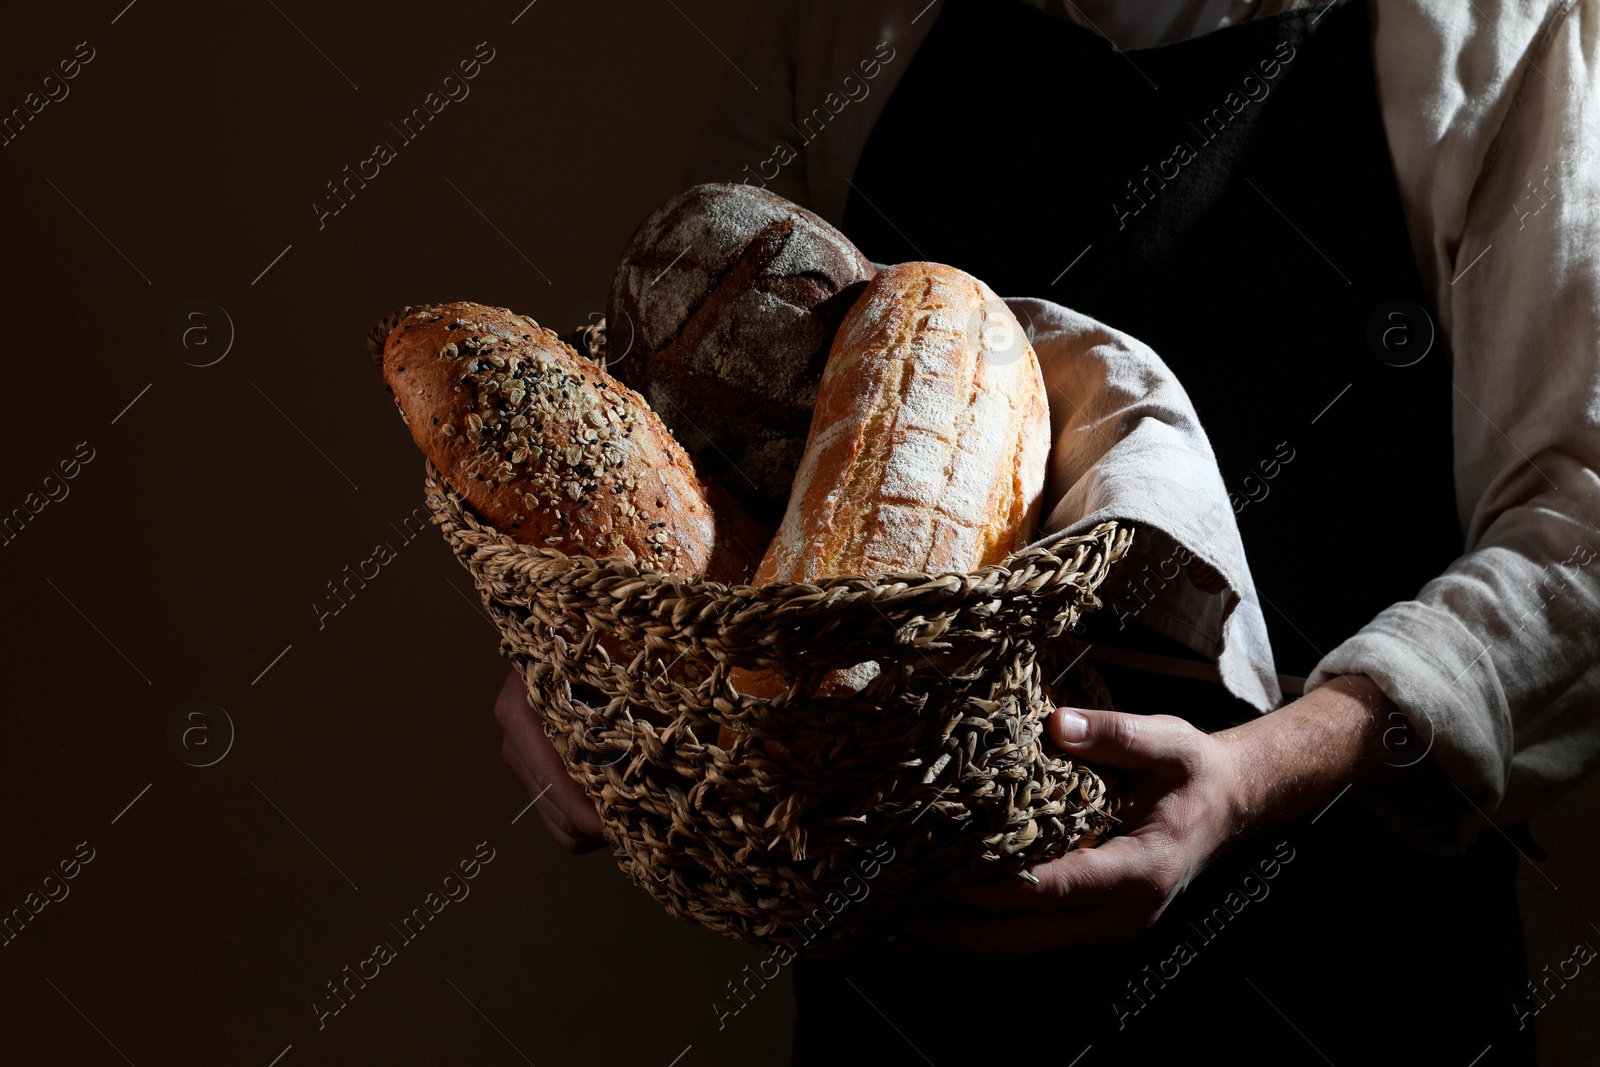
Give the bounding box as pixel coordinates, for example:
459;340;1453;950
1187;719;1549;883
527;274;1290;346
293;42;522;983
607;183;874;525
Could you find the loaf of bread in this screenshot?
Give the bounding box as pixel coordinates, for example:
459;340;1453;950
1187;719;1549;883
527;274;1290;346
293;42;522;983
727;262;1051;714
607;183;875;526
760;262;1050;583
380;301;765;584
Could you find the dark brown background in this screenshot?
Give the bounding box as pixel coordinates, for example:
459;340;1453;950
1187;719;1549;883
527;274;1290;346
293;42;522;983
0;2;1594;1065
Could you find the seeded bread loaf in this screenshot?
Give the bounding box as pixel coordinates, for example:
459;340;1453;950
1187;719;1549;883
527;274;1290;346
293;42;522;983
726;263;1051;713
380;301;765;584
607;183;875;526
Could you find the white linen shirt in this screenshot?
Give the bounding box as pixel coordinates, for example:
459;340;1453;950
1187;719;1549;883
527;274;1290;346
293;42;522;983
684;0;1600;848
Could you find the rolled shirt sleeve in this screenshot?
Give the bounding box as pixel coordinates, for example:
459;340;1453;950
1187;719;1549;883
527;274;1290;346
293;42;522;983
1308;0;1600;848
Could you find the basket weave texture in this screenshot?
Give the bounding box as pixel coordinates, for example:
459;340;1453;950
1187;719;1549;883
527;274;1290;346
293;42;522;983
424;461;1132;956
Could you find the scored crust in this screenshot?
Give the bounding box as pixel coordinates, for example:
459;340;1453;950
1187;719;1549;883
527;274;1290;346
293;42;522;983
381;301;763;583
760;262;1051;585
724;263;1052;720
608;183;875;524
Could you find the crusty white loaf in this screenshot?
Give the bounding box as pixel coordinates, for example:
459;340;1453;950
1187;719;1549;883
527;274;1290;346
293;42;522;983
381;301;766;584
727;262;1051;713
760;262;1050;583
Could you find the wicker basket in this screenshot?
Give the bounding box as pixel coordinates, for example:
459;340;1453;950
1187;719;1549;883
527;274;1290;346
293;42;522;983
424;461;1133;956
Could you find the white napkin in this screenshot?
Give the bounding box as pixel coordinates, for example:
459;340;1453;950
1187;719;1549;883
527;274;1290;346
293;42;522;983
1008;296;1283;713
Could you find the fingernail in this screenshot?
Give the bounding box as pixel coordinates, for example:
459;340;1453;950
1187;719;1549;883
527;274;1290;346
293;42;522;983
1055;708;1089;742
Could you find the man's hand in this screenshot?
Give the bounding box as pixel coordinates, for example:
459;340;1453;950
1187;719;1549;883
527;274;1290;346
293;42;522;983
493;667;606;854
897;674;1396;955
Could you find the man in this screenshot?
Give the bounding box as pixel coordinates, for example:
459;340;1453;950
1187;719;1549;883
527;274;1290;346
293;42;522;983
499;1;1600;1061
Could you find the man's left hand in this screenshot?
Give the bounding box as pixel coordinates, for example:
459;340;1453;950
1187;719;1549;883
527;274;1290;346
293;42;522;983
897;674;1397;955
898;707;1242;954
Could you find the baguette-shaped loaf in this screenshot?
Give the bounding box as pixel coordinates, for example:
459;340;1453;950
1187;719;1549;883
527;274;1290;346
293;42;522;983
381;301;765;584
760;262;1050;584
727;263;1050;715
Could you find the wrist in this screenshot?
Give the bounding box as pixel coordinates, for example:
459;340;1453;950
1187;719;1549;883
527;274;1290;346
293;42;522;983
1214;674;1391;840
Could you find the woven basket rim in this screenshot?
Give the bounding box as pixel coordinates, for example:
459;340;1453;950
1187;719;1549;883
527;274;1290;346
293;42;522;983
422;457;1127;599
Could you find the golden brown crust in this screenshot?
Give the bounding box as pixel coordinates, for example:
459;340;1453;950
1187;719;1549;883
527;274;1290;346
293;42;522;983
725;263;1051;728
759;262;1051;585
381;301;764;583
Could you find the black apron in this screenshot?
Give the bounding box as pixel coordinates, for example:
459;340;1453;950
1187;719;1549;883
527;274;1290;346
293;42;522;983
792;2;1535;1063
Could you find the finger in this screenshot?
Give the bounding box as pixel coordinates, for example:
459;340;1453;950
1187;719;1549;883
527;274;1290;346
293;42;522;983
500;734;536;794
943;835;1159;911
492;667;538;733
898;904;1151;955
502;735;598;846
538;809;607;855
499;734;574;839
501;737;606;853
1049;707;1197;771
495;671;606;839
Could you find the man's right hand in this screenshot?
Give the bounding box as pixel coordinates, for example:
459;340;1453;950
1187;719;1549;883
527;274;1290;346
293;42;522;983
493;667;607;853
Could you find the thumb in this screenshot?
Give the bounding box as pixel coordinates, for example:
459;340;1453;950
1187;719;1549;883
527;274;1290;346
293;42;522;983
1047;706;1191;770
